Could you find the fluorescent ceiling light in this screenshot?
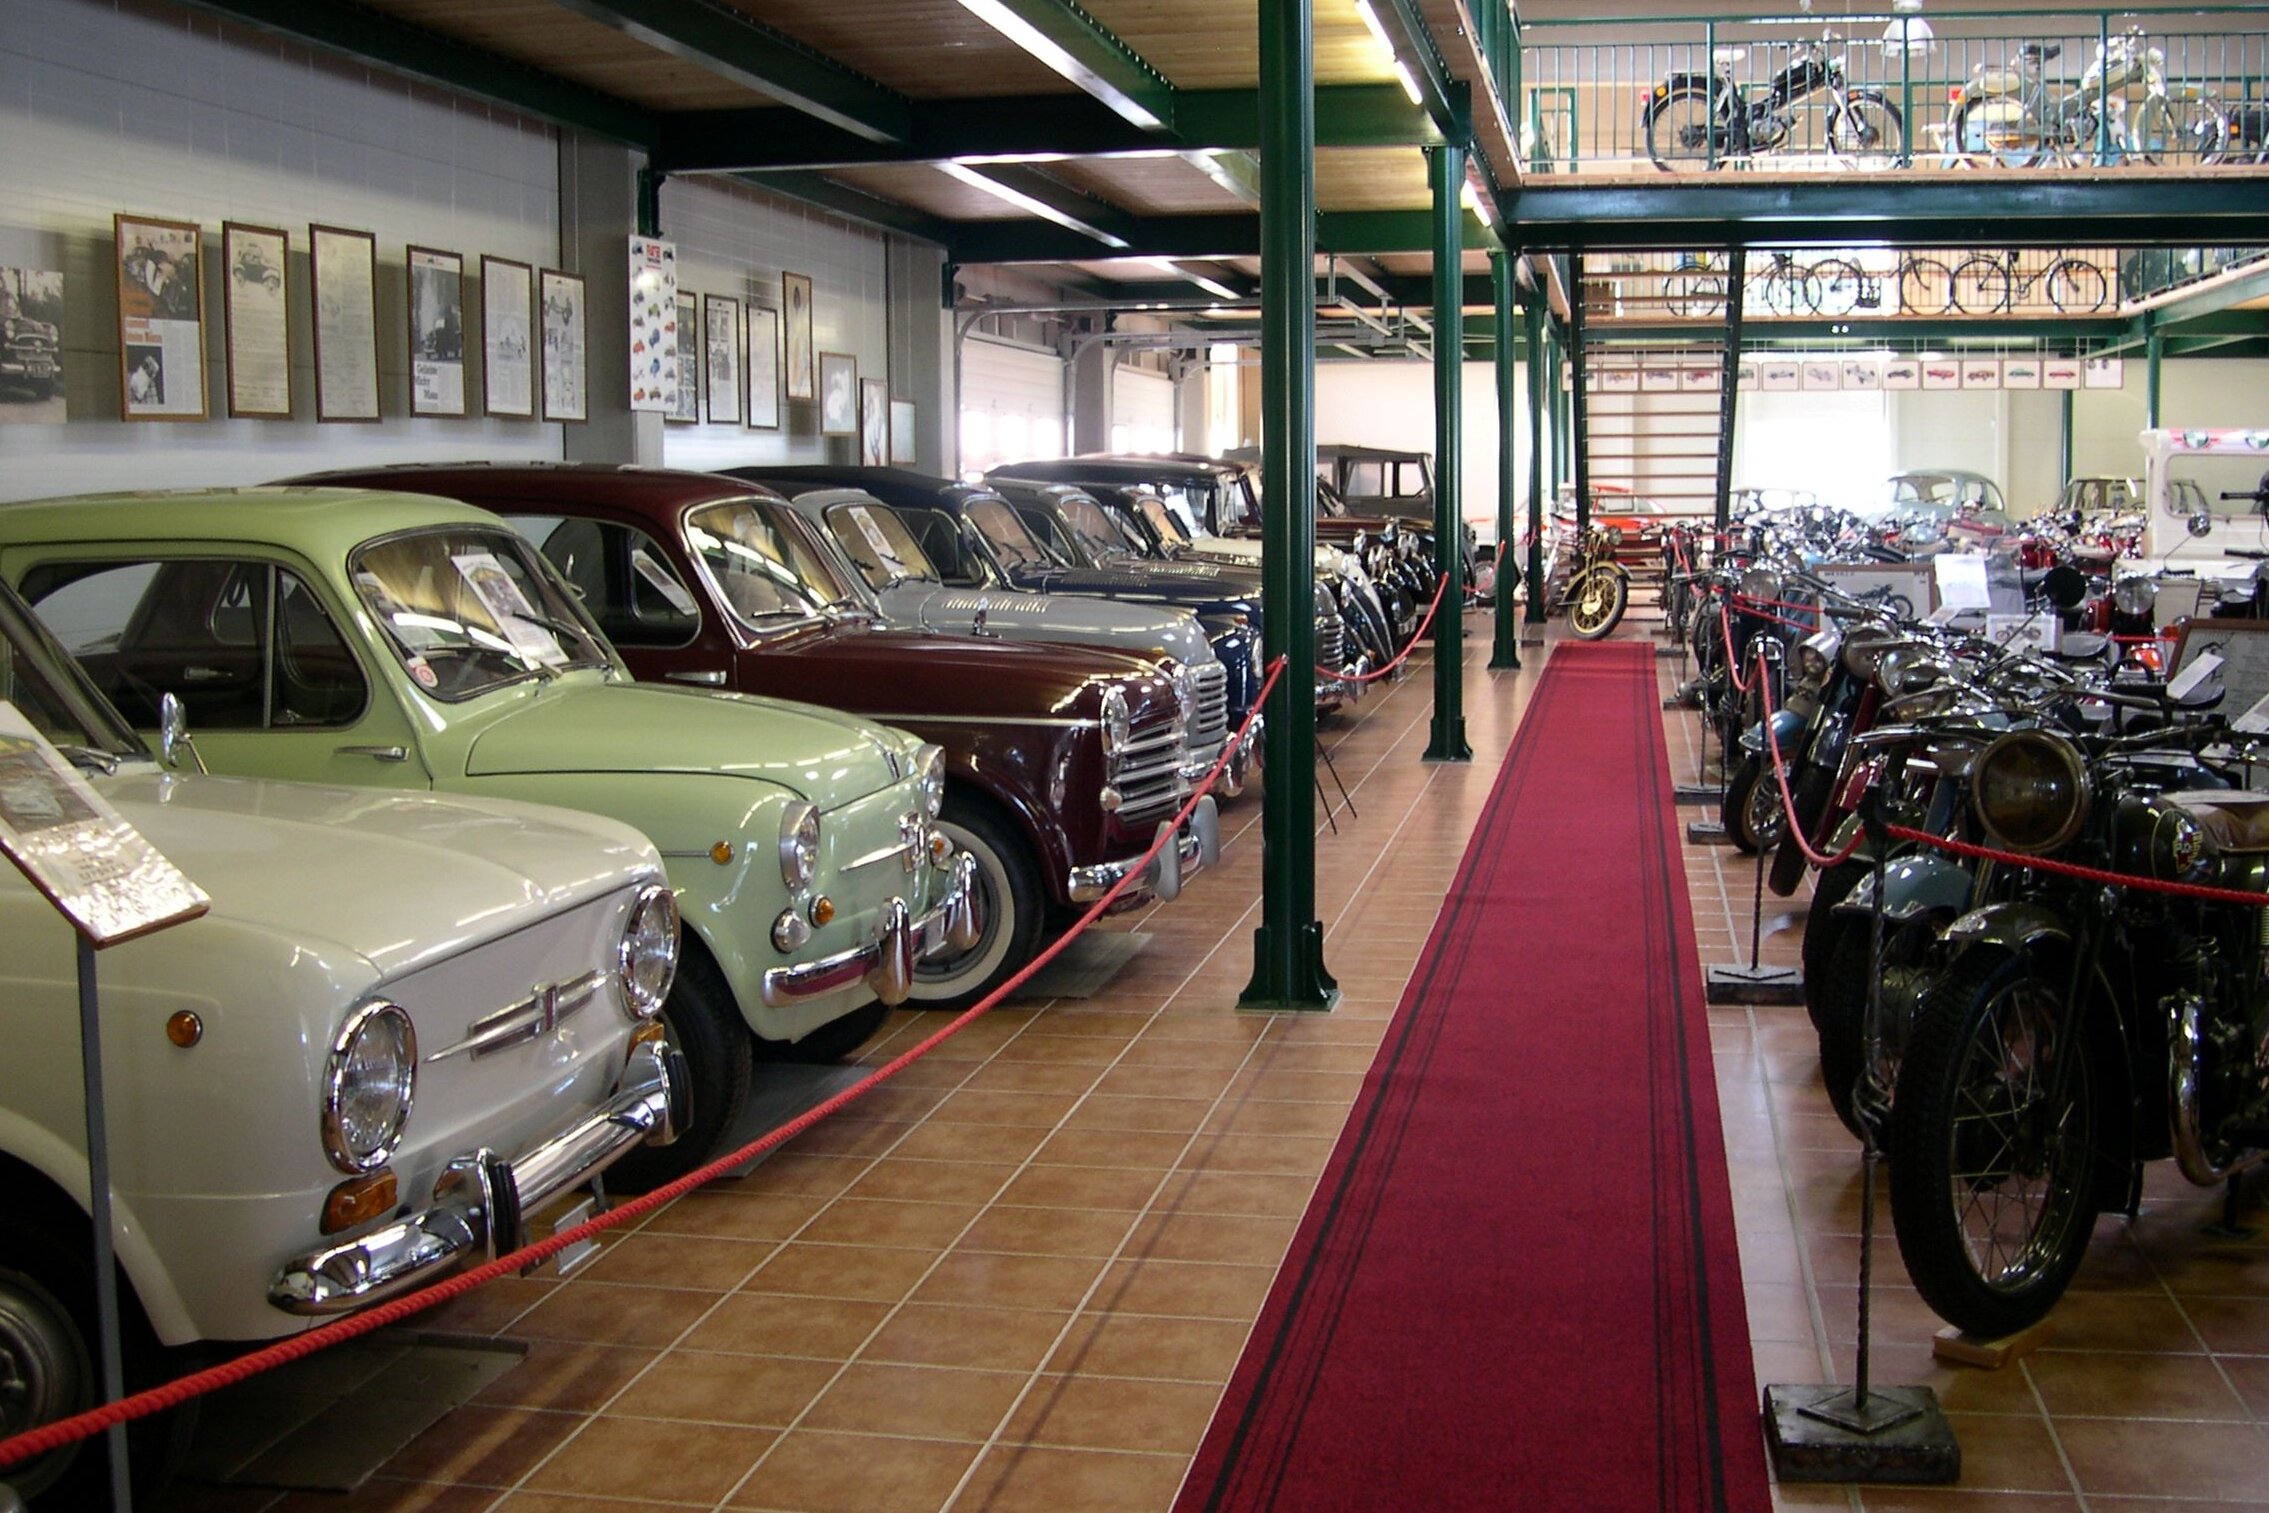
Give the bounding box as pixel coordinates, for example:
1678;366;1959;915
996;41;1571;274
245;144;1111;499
938;162;1131;248
1392;59;1424;106
1148;257;1241;301
954;0;1166;130
1353;0;1395;54
1461;182;1494;227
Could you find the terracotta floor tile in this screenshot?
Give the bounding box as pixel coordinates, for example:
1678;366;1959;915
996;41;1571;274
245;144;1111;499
1001;1373;1221;1454
723;1430;980;1512
2028;1349;2251;1421
1050;1310;1254;1384
728;1153;866;1199
378;1404;579;1488
1175;1130;1337;1175
956;1060;1107;1095
2029;1292;2201;1355
2057;1417;2269;1499
924;1089;1085;1127
640;1191;828;1244
844;1159;1021;1206
579;1232;773;1292
800;1362;1027;1441
512;1282;718;1347
470;1340;659;1414
606;1349;838;1427
995;1163;1167;1213
1031;1127;1190;1171
958;1205;1138;1258
1152;1169;1322;1219
2183;1295;2269;1355
520;1415;776;1503
885;1120;1054;1166
952;1443;1191;1513
744;1244;936;1304
692;1291;889;1359
798;1197;983;1252
1059;1094;1217;1135
270;1486;537;1513
860;1302;1075;1373
1092;1259;1279;1321
1125;1211;1299;1267
912;1250;1110;1313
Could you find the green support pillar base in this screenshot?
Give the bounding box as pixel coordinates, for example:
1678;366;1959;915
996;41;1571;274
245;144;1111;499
1423;717;1472;763
1488;644;1521;671
1239;921;1341;1012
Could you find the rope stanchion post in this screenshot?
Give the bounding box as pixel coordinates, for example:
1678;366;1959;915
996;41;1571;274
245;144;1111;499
1684;603;1748;848
0;660;1289;1477
1702;638;1806;1006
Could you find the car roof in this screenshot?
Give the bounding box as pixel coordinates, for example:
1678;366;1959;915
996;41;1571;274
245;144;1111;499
995;455;1234;484
1315;444;1429;463
0;485;511;561
286;461;786;515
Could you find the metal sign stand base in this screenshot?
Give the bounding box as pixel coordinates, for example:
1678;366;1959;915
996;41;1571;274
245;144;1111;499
1704;827;1803;1004
1686;819;1735;845
1672;784;1721;806
1764;1382;1959;1483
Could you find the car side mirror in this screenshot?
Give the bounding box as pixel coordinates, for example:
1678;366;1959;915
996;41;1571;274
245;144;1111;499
158;691;205;774
2188;510;2214;539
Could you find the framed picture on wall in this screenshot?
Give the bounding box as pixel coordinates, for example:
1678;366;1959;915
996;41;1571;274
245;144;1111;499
860;377;889;465
0;268;63;425
625;234;676;415
669;293;699;423
1841;359;1882;391
481;256;535;418
115;212;207;421
890;399;916;464
818;350;857;435
745;303;780;429
702;294;741;425
310;224;380;422
221;222;290;419
406;245;466;417
783;270;814;400
540;268;588;423
1961;359;2002;390
2085;357;2125;389
1882;358;1921;390
2002;357;2042;389
2044;357;2083;389
1921;360;1961;390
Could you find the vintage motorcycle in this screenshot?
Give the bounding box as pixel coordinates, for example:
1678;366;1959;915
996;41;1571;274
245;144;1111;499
1643;30;1904;169
1561;524;1632;639
1949;28;2224;166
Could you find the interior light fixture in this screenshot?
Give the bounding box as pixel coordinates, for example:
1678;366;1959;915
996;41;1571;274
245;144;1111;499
1148;257;1242;302
938;161;1132;249
1392;59;1424;106
1461;182;1495;227
1353;0;1395;53
954;0;1166;130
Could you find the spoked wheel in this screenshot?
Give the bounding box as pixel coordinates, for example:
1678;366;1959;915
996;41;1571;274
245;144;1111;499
1815;912;1945;1141
1663;272;1729;319
1829;92;1906;165
1899;257;1957;316
1950;255;2013;315
1646;88;1720;170
2045;258;2110;314
1889;948;2101;1338
1809;258;1866;317
1721;752;1785;854
1565;569;1628;640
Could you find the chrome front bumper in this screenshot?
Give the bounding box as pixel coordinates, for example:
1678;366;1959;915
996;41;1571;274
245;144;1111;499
758;850;981;1009
1066;794;1223;904
1217;716;1263;800
269;1039;687;1316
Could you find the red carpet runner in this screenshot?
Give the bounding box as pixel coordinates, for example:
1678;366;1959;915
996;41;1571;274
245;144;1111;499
1176;642;1769;1513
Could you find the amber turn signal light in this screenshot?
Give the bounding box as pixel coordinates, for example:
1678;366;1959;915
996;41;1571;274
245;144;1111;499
809;896;835;927
165;1011;203;1048
321;1170;398;1234
710;840;734;865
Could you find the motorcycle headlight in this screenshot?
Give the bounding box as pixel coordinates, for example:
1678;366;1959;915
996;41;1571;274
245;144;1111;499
323;1001;416;1174
2113;576;2157;618
1740;565;1783;603
616;883;680;1021
1100;685;1132;756
914;742;946;818
1972;729;2090;854
1795;630;1838;683
1875;646;1945;696
779;800;820;892
1841;626;1902;680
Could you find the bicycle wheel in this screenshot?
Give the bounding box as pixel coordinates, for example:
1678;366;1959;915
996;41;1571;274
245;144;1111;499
1950;255;2012;315
2044;257;2109;314
1829;91;1906;165
1646;88;1721;171
1810;258;1865;317
1898;256;1956;315
2131;94;2224;166
1663;272;1727;319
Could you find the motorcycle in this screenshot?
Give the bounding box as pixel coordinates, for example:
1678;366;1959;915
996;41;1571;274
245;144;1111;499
1950;28;2224;167
1643;30;1904;170
1561;524;1631;640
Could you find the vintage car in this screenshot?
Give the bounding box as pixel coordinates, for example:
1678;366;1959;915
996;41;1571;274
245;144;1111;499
0;488;975;1183
0;575;683;1501
1315;443;1434;522
284;465;1220;1012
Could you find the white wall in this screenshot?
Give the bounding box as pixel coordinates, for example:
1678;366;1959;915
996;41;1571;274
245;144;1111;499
0;0;566;498
1314;358;1533;540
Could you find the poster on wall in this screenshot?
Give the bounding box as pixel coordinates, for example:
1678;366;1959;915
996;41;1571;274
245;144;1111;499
625;235;677;414
2002;356;2043;390
1882;357;1921;389
481;257;534;419
1678;363;1716;392
1961;358;2002;390
890;398;916;464
1736;359;1759;391
745;304;779;429
782;270;814;401
1921;359;1961;390
819;350;857;436
1760;360;1800;391
2085;356;2125;389
1800;360;1840;392
310;224;379;422
860;377;889;466
0;268;65;424
540;268;587;424
1598;366;1638;393
702;294;741;425
1841;359;1882;391
669;293;698;423
114;213;206;421
2043;357;2083;389
1639;363;1677;393
407;246;466;417
221;225;288;419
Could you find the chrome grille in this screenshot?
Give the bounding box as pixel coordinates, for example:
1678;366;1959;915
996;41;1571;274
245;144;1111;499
1182;662;1230;778
1316;613;1347;671
1109;712;1187;822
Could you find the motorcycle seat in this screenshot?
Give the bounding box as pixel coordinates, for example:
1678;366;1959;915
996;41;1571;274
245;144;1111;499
1713;46;1747;65
2019;42;2062;61
2055;632;2110;660
2167;790;2269;853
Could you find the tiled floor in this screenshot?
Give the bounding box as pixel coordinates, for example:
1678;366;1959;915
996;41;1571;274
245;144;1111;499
145;616;2269;1512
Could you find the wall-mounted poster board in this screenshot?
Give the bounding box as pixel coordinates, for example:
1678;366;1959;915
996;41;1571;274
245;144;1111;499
222;222;290;419
539;268;587;424
310;224;379;422
481;256;534;419
115;213;206;421
407;245;466;417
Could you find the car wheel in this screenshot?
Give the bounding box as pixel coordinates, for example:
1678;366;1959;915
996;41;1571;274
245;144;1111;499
908;794;1044;1013
605;945;751;1192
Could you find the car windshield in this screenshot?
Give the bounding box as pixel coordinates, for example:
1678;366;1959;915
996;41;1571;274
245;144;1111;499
1150;482;1215;538
1060;494;1147;559
349;527;612;700
1890;472;2003;513
821;499;939;588
686;499;859;624
1135;494;1192;547
0;579;145;764
966;497;1053;573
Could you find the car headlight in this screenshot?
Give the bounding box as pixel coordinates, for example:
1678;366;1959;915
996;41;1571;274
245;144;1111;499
914;742;946;818
1100;685;1131;755
779;800;820;892
1972;730;2089;854
323;1001;416;1175
616;882;680;1020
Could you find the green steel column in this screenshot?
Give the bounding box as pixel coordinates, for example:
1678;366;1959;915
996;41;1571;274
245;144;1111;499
1489;247;1521;670
1424;142;1472;763
1240;0;1336;1012
1523;291;1548;627
1568;272;1591;536
2060;388;2075;486
2146;327;2165;430
1713;246;1747;534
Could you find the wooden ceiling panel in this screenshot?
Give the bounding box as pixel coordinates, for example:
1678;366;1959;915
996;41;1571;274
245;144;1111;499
1315;147;1431;211
360;0;770;109
1372;250;1491;275
1050;156;1250;215
1080;0;1396;89
715;0;1074;99
828;164;1032;219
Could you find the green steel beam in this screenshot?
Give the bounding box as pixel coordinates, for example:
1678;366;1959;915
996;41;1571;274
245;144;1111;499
652;85;1438;172
1714;246;1746;533
1567;256;1590;535
1426;142;1472;765
1186;149;1263;207
737;172;961;243
169;0;660;145
1366;0;1474;144
544;0;908;142
2147;326;2166;428
2096;306;2269;357
946;208;1494;265
949;0;1174;130
1489;248;1520;671
2129;258;2269;328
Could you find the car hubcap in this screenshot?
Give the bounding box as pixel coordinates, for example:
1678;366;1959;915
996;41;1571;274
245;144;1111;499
0;1271;88;1493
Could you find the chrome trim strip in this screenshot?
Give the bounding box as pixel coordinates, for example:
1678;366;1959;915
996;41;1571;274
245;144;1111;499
425;971;605;1063
759;852;979;1008
1066;796;1223;903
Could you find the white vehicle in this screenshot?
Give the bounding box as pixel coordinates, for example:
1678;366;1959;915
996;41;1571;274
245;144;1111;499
0;579;684;1503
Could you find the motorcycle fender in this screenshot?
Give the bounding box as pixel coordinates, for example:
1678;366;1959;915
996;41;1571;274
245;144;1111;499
1940;900;2071;956
1834;852;1972;924
1738;708;1807;756
1643;74;1719;120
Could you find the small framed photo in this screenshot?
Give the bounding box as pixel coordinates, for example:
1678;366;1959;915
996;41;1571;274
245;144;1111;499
1921;360;1961;390
702;294;741;425
890;398;916;464
2085;356;2125;389
1961;359;2002;390
2043;357;2083;390
669;293;698;423
2002;356;2042;390
745;304;780;429
310;224;380;422
406;245;466;417
540;268;588;424
221;222;291;419
1841;359;1882;391
0;268;64;425
1800;360;1840;392
481;256;535;418
1760;361;1800;391
115;213;207;421
860;377;889;465
783;270;814;401
818;350;857;436
1882;358;1922;390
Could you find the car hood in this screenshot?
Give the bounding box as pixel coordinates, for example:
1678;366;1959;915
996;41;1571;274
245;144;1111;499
741;624;1170;724
102;770;658;982
462;681;908;802
881;582;1213;666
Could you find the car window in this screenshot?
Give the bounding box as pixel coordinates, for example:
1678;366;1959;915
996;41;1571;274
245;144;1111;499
685;499;853;626
349;528;611;701
823;501;943;588
1057;494;1139;558
20;558;366;729
511;513;700;649
966;498;1051;573
0;580;144;759
1134;494;1190;546
1015;505;1079;566
1344;460;1384;497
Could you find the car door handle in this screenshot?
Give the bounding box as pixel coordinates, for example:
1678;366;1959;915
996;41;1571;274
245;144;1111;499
665;669;728;686
335;744;409;762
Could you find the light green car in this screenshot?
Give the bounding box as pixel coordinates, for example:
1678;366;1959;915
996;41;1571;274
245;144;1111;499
0;488;978;1183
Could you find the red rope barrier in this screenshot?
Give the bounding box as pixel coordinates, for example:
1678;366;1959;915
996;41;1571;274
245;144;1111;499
1882;822;2269;909
1756;647;1865;870
0;657;1289;1473
1321;576;1448;684
1717;605;1753;696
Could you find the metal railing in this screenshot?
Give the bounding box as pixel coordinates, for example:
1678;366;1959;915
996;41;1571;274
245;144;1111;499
1520;9;2269;174
1574;246;2127;319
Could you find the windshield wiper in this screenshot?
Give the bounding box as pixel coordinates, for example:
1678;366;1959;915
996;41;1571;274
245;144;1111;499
55;744;122;775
